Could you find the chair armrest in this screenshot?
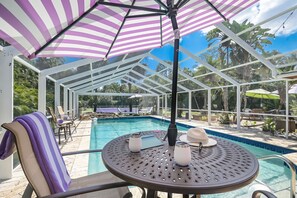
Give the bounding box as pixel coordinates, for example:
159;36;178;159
62;149;102;156
41;182;131;198
252;190;277;198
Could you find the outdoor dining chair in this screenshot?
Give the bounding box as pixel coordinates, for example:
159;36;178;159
57;105;76;122
0;112;141;198
47;107;72;144
56;105;77;133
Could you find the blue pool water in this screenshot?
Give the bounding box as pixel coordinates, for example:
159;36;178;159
88;117;293;197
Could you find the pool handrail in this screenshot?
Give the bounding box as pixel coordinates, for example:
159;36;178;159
258;155;296;198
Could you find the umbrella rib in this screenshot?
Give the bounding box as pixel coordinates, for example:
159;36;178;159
203;0;226;21
176;0;183;8
154;0;168;10
105;0;136;59
176;0;190;9
32;0;103;58
126;13;166;18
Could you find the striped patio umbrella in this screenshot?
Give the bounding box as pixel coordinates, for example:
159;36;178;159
0;0;258;145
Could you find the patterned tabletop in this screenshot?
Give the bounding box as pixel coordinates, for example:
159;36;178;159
102;130;259;195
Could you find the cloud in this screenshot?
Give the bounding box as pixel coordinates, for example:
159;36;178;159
201;25;216;35
232;0;297;36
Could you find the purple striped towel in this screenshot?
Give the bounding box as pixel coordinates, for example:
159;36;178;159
0;112;71;194
0;132;16;160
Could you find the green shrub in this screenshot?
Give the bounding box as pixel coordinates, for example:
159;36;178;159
219;113;230;124
201;116;208;121
262;118;276;135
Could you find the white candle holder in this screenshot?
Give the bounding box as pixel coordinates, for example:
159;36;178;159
129;133;142;153
174;141;191;166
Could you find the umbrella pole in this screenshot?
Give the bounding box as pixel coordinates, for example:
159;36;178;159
167;3;179;146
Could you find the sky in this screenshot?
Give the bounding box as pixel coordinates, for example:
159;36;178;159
64;0;297;71
145;0;297;70
234;0;297;55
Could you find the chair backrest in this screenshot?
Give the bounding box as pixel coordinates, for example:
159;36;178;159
3;121;51;196
47;106;58;124
56;106;65;117
147;107;153;113
1;112;71;196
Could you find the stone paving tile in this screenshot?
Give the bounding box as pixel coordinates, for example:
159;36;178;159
1;117;297;197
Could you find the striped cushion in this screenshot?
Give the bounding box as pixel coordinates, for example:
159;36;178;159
15;112;71;193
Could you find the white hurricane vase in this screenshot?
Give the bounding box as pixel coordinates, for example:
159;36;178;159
174;142;191;166
129;133;142;153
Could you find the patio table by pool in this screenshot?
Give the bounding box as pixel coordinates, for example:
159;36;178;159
102;131;259;197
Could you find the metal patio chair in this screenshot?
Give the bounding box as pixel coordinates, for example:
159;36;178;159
0;112;143;198
56;105;77;134
47;107;72;144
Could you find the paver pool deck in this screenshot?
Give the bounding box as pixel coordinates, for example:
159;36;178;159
0;116;297;197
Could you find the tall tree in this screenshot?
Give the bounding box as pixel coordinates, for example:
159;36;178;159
33;57;64;70
14;61;38;117
206;20;274;110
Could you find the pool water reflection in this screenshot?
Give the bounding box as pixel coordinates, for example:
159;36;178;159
89;117;291;197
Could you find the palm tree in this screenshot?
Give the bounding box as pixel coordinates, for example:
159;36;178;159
206;20;274;110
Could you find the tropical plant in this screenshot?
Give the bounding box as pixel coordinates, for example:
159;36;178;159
33;57;64;70
13;57;65;117
218;113;230;124
262;118;276;135
206;20;274;110
14;61;38;117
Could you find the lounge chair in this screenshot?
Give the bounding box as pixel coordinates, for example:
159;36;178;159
47;107;72;144
0;112;141;198
139;107;153;115
118;108;139;116
95;108;119;118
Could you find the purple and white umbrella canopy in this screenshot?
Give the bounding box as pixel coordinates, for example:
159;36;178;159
0;0;257;59
0;0;258;145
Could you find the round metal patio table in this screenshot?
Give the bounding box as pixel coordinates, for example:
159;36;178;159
102;130;259;197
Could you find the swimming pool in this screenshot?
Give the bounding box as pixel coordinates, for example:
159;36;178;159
88;117;293;197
